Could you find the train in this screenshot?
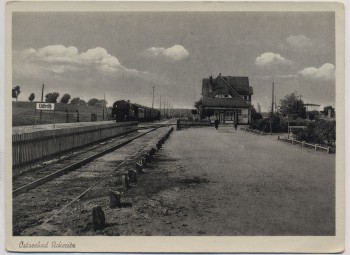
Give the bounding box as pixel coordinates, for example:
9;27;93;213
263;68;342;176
112;100;161;122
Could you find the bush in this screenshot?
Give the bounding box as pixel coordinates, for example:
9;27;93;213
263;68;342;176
307;110;319;120
251;113;281;133
292;119;336;148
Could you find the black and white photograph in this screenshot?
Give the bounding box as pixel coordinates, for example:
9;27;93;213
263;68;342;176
5;1;345;253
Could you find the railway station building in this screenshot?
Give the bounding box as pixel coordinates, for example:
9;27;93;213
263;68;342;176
201;74;253;124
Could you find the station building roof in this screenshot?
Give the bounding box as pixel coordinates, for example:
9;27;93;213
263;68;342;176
201;74;252;109
202;75;253;97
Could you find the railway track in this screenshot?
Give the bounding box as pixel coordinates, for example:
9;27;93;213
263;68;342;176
13;126;174;235
12;127;156;194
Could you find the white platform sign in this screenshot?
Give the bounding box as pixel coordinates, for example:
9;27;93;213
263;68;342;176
36;103;55;111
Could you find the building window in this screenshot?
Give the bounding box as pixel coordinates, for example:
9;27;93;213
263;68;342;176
237;110;242;116
225;112;233;120
215;94;232;98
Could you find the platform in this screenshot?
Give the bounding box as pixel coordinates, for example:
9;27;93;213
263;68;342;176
130;126;335;235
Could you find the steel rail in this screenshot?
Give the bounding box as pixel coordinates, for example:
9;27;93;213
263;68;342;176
12;128;157;198
41;127;173;226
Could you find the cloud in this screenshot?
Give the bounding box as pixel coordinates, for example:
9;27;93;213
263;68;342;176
286;35;314;50
13;45;171;100
298;63;335;80
255;52;293;67
145;44;189;61
17;45;127;73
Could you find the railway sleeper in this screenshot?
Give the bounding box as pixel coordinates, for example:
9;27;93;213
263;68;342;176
144;153;151;163
128;169;137;182
109;190;122;209
121;174;129;192
140;156;147;167
92;206;106;230
149;147;156;156
135;162;143;174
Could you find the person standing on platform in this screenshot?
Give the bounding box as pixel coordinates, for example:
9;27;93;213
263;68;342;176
65;108;69;123
75;109;80;122
234;120;238;131
214;119;220;130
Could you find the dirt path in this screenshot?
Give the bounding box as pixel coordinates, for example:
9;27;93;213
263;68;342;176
22;126;335;236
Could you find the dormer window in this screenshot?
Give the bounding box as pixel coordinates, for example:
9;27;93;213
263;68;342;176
215;94;232;98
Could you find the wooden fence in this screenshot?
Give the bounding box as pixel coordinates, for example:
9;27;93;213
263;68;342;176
277;136;331;154
12;121;138;171
241;126;269;135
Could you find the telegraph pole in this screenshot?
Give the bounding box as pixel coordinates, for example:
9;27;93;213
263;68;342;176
102;92;105;120
272;82;274;113
270;82;274;134
39;83;45;122
152;85;155;109
159;95;162;113
163;99;166;117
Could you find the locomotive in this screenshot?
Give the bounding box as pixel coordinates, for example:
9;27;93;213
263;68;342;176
112;100;161;122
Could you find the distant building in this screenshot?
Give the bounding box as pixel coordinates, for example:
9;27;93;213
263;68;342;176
257;103;261;113
201;73;253;124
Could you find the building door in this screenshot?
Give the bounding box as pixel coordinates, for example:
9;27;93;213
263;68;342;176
232;111;236;123
219;112;225;123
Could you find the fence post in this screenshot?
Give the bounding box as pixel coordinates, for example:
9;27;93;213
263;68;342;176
327;147;330;154
302;141;305;148
292;138;294;144
315;144;317;151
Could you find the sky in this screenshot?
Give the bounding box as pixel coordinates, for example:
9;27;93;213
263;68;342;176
12;11;335;111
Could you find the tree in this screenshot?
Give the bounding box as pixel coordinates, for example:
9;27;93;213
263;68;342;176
323;105;335;117
12;86;21;102
70;97;87;106
194;99;203;118
60;94;71;104
88;98;107;107
194;99;202;111
279;92;306;119
28;93;35;102
98;99;107;108
45;92;60;103
88;98;100;107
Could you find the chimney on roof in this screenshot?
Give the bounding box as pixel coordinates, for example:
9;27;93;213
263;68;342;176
219;73;221;76
209;75;213;93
